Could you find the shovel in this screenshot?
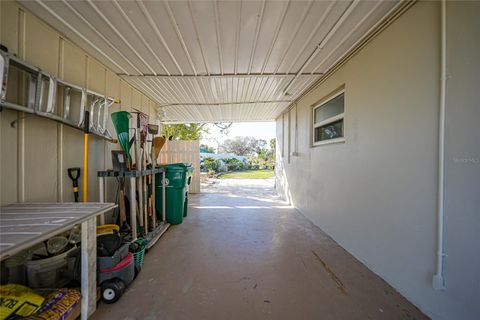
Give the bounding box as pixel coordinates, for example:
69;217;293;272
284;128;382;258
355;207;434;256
67;167;81;202
153;137;166;161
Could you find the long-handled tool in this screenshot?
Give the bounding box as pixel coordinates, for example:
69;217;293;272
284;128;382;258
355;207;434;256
84;103;121;202
130;110;150;233
111;111;133;168
153;137;166;161
118;178;128;227
67;167;81;202
83;110;90;202
139;113;149;232
129;115;145;234
147;124;159;229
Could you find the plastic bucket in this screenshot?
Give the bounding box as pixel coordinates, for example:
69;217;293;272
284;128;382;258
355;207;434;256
97;224;120;235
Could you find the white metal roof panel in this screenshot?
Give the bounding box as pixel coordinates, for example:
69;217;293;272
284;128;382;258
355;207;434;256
19;0;402;122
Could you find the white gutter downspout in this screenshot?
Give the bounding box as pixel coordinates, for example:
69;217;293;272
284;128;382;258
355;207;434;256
433;0;447;291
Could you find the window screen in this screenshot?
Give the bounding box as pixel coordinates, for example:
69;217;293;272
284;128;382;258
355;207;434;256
313;92;345;144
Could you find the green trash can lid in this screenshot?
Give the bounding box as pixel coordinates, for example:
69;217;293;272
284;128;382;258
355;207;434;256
158;163;192;168
169;163;192;168
157;163;191;172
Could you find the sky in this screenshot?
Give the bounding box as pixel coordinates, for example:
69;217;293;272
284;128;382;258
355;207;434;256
201;122;276;150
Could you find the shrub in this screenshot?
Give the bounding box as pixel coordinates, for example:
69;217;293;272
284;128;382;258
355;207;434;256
204;157;224;173
207;169;216;177
224;158;245;171
204;157;217;171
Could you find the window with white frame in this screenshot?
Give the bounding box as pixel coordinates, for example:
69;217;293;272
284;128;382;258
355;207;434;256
312;91;345;145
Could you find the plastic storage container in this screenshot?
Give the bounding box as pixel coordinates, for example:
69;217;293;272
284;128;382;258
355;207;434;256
155;164;191;225
26;246;76;288
4;250;31;285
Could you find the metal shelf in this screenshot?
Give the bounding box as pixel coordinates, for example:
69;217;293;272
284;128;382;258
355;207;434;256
98;168;167;241
97;168;165;178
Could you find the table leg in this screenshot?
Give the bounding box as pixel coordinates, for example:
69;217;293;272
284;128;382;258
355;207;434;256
81;217;96;320
98;177;105;225
130;176;137;240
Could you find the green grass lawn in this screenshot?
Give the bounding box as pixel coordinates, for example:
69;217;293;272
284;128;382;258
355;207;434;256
218;169;274;179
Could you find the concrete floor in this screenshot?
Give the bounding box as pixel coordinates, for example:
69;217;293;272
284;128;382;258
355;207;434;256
93;178;428;320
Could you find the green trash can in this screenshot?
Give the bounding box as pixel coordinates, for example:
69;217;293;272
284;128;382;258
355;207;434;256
183;190;188;218
183;165;193;218
155;164;189;225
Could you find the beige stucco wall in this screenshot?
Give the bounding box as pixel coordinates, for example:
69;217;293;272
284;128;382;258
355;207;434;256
276;2;479;320
0;1;158;205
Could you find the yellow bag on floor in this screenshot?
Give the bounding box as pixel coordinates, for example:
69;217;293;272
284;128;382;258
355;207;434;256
24;288;81;320
0;284;45;319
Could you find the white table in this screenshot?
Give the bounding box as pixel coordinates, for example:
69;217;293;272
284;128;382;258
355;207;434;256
0;202;116;319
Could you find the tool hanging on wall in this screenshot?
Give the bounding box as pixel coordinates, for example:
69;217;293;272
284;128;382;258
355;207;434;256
0;46;121;205
82;101;121;203
67;168;81;202
83;110;90;202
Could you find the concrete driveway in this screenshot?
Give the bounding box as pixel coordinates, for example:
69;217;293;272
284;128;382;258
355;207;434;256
93;178;427;320
201;177;276;195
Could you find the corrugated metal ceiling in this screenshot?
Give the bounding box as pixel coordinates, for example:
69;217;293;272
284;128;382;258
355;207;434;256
19;0;402;122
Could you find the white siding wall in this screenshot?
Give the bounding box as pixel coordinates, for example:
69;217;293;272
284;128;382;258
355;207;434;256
0;1;158;206
276;2;480;320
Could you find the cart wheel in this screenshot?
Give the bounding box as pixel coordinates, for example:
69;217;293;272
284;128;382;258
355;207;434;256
101;279;125;304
